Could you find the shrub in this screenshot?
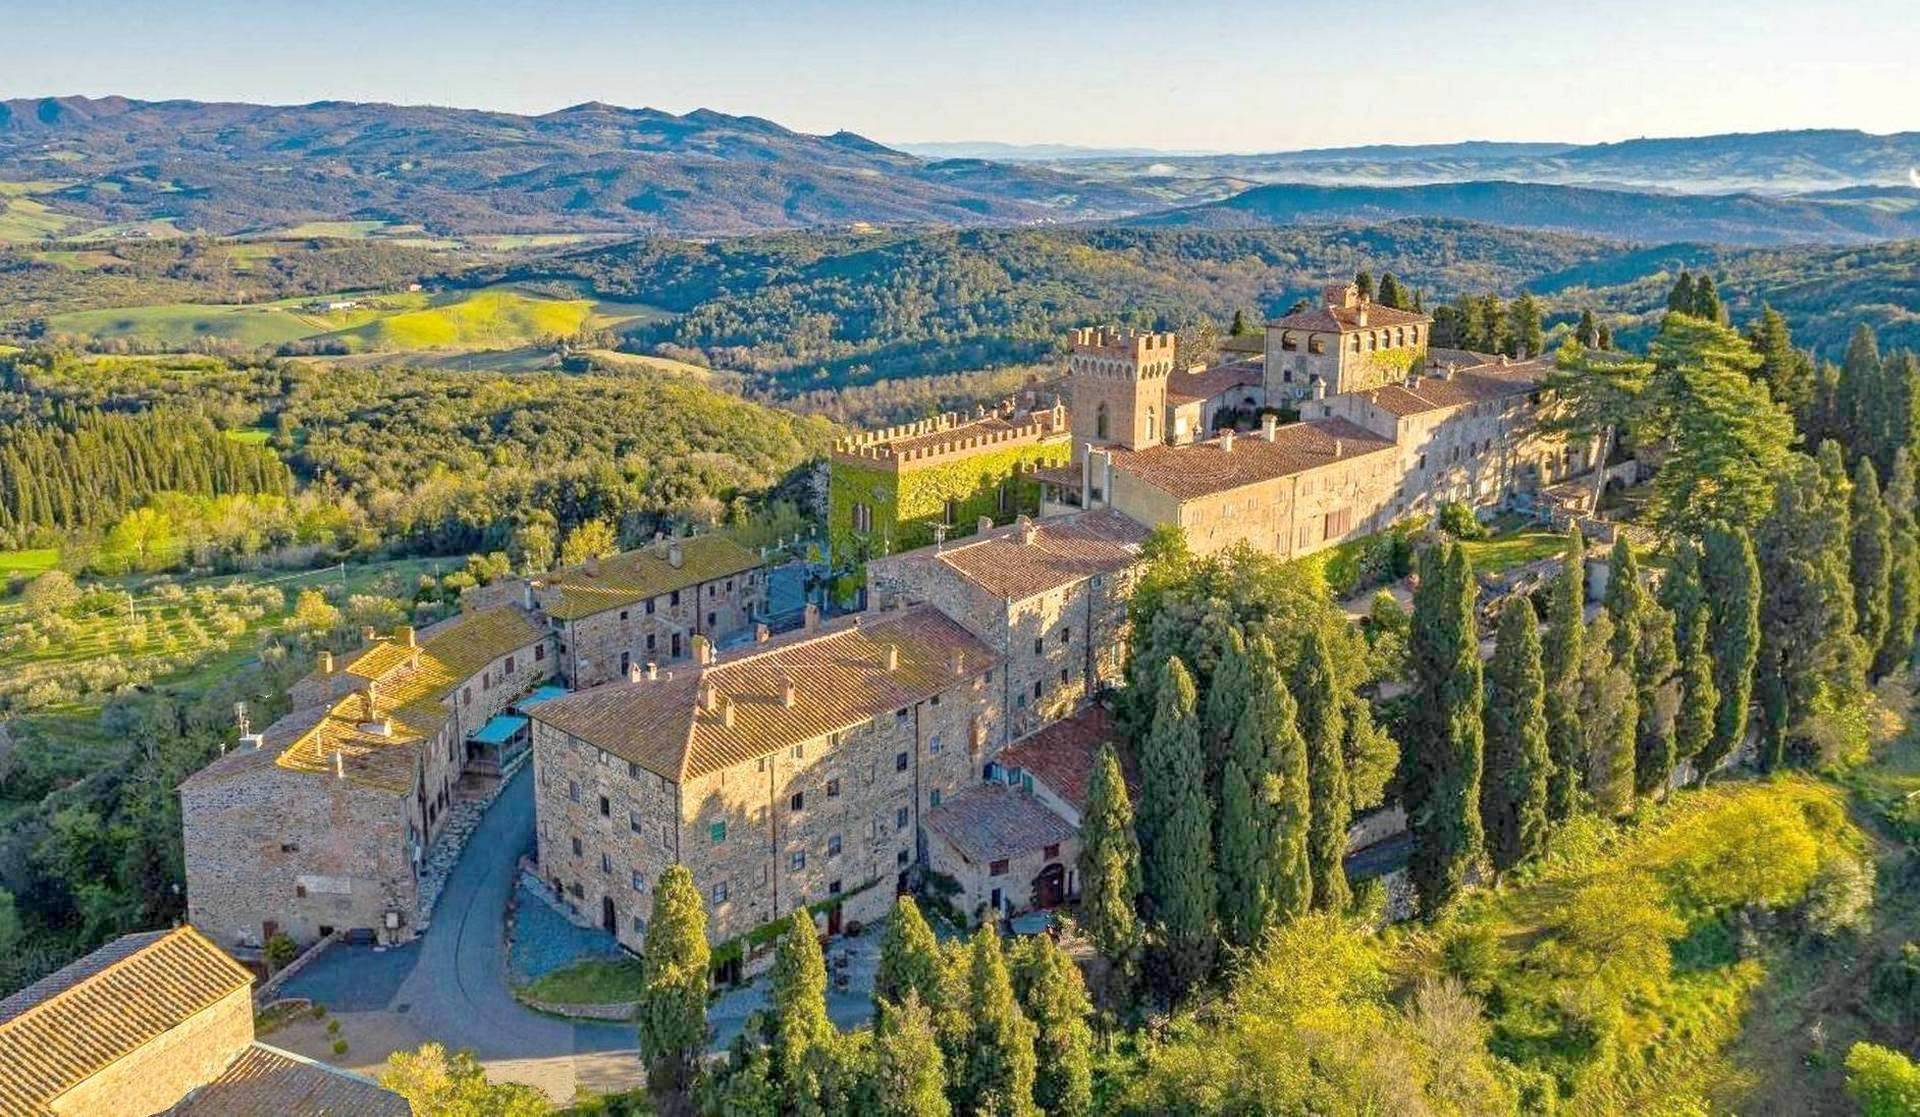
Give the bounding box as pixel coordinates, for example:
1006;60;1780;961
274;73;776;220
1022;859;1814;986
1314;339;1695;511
1846;1042;1920;1117
331;1038;350;1056
1437;501;1487;540
1802;853;1875;938
264;932;297;972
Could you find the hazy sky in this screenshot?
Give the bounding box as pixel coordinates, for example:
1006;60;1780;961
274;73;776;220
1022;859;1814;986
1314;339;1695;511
7;0;1917;151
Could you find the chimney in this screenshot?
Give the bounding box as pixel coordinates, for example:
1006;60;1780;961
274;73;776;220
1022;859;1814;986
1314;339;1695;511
1312;376;1327;401
583;555;599;577
1017;514;1036;545
668;541;684;569
396;624;416;648
627;661;646;683
317;650;335;675
646;660;659;681
1261;413;1279;441
692;634;714;665
334;750;345;780
1333;438;1344;457
803;603;820;631
1220;429;1235;453
1356;306;1368;328
358;684;376;723
522;582;536;611
780;675;797;708
1406;370;1421;390
883;643;900;671
977;515;993;535
755;623;770;643
700;681;718;710
718;694;735;728
950;649;967;677
360;625;377;644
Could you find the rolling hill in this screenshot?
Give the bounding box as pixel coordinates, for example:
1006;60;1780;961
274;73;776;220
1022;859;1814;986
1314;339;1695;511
1130;180;1920;245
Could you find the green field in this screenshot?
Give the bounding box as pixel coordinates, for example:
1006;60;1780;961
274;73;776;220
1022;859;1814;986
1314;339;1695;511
223;427;273;446
335;287;596;349
47;301;332;347
0;549;60;577
0;195;81;242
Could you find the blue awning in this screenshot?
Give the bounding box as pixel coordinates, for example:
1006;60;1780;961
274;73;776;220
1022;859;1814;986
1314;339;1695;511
516;685;570;710
470;714;529;747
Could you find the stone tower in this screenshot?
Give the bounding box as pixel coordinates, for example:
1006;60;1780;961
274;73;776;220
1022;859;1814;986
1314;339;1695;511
1067;326;1176;462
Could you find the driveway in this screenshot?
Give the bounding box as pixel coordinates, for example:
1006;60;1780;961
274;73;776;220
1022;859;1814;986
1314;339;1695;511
279;766;641;1101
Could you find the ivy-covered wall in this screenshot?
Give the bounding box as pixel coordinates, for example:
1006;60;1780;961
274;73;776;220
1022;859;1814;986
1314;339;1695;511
1343;345;1429;393
828;439;1071;563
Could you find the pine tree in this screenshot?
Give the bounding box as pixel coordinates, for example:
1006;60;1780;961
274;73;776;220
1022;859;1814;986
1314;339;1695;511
951;925;1039;1117
1009;935;1094;1117
1698;523;1760;780
1478;294;1507;354
1879;446;1920;677
876;896;950;1019
1480;595;1550;878
1405;542;1485;917
1668;271;1696;315
1852;456;1894;673
1377;272;1406;310
1692;274;1725;323
1229;309;1249;336
1355;270;1374;300
636;864;710;1100
1508;293;1545;358
1543;527;1587;821
1576;308;1599;348
1137;656;1215;989
1596;322;1614;350
770;909;834;1099
1075;744;1141;966
1673;604;1718;770
1295;625;1351;913
1746;305;1814;420
869;993;951;1117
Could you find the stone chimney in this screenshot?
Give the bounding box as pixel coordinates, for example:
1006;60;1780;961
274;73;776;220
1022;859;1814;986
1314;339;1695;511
396;624;416;648
1442;362;1458;380
1220;429;1235;453
583;554;599;577
780;675;797;708
1333;438;1344;457
318;650;335;675
668;541;684;569
883;643;900;671
717;694;735;728
334;750;345;780
950;649;968;677
522;582;537;611
803;603;820;631
755;623;770;643
1356;305;1369;328
627;661;646;683
358;684;377;724
646;660;659;681
977;515;994;535
1312;376;1327;401
1405;370;1421;390
1261;413;1279;442
1017;514;1036;545
692;634;714;665
360;625;377;644
700;681;718;710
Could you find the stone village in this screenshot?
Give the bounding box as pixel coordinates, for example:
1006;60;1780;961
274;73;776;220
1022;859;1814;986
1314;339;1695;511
175;281;1599;985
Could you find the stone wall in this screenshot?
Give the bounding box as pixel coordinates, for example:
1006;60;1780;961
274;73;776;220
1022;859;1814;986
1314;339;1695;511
50;986;252;1117
926;824;1079;927
560;571;759;689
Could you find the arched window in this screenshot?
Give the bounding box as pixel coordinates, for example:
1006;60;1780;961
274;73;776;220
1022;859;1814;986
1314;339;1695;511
1351;334;1362;353
1146;407;1157;443
1095;402;1110;441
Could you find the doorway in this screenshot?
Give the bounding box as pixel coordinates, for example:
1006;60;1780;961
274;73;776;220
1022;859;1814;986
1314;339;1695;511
601;896;616;934
827;903;843;936
1032;863;1065;908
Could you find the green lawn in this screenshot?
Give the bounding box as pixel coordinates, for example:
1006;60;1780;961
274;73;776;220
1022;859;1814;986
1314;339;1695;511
0;549;59;577
224;427;273;446
521;958;645;1006
0;195;81;242
1457;529;1567;573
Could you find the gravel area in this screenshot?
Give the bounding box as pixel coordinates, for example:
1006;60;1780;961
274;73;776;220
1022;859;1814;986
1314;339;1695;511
510;876;627;984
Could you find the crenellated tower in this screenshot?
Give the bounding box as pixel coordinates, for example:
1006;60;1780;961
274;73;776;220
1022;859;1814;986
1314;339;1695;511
1067;326;1176;462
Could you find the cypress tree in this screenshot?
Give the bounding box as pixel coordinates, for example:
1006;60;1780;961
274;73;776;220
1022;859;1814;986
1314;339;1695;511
1296;625;1351;913
1355;270;1374;299
876;896;950;1019
1839;324;1884;459
1579;613;1638;817
1698;523;1760;781
1692;274;1725;323
1377;272;1406;310
1009;934;1094;1117
1543;527;1587;821
1576;308;1600;348
769;909;834;1098
1854;456;1895;673
1202;631;1250;789
1480;595;1550;878
1217;639;1310;945
1229;309;1249;336
1879;447;1920;677
1746;304;1814;420
1478;293;1508;354
1405;542;1485;917
636;864;710;1100
1604;535;1646;665
1755;451;1861;770
1633;603;1680;798
951;925;1039;1117
1597;321;1614;350
1137;656;1215;989
1673;604;1718;770
869;993;951;1117
1076;744;1141;966
1667;271;1696;315
1508;293;1545;358
1820;441;1871;705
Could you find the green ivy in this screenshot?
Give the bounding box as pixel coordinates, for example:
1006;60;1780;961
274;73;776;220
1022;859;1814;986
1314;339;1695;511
827;439;1069;564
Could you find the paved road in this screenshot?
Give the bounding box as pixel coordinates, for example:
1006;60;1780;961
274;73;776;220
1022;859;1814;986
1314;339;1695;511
283;766;638;1098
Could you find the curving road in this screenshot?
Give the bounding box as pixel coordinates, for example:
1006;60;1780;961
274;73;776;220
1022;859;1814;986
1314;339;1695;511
282;766;639;1098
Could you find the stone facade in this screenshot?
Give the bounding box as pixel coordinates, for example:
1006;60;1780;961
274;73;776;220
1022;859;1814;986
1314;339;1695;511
1068;327;1178;460
51;986;254;1117
1263;282;1432;402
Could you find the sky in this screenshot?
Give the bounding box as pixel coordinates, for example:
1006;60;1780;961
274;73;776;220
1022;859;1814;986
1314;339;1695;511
5;0;1917;152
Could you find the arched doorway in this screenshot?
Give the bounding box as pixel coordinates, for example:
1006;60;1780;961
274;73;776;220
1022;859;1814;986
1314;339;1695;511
1031;863;1065;909
601;895;617;934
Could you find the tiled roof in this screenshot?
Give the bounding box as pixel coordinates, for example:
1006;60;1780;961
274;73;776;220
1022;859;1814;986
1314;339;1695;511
923;782;1077;864
170;1043;412;1117
530;605;997;782
1353;354;1548;418
998;707;1134;814
1268;300;1430;334
1165;361;1265;406
1110;417;1396;502
537;536;760;621
0;926;253;1116
929;510;1149;601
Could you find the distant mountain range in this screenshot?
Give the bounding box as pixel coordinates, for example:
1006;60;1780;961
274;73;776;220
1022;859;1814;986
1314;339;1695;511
1;97;1917;244
1130;180;1920;246
892;141;1223;162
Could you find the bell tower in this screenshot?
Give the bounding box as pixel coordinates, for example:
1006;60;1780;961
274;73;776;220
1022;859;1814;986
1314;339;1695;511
1067;326;1175;462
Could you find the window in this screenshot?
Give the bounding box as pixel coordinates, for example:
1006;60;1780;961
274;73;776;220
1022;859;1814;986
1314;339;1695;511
646;634;657;652
1044;844;1060;860
1059;628;1070;646
790;792;805;812
535;644;545;661
896;751;910;772
632;915;647;934
1095;402;1111;441
628;761;643;780
896;806;910;829
726;578;734;592
853;502;873;533
646;598;656;615
791;744;804;759
791;851;807;871
827;778;841;798
599;795;610;817
895;708;910;725
1034;637;1044;656
600;852;612;874
929;789;942;808
1033;678;1044;700
295;883;307;898
505;655;516;674
898;848;911;866
710;821;727;843
827;834;842;858
928;734;942;755
1060;667;1070;686
629;811;643;834
619;611;629;621
707;612;717;628
631;869;646;891
280;842;299;853
660;823;673;850
670;590;681;607
568;780;581;803
571;836;583;857
989;859;1009;876
712;881;729;905
829;879;842;896
943;499;958;526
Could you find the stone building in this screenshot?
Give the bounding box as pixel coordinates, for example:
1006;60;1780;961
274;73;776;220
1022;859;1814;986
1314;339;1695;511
1067;326;1178;460
828;401;1071;564
0;926;409;1116
1264;282;1433;401
182;605;553;951
466;534;766;690
527;605;1001;975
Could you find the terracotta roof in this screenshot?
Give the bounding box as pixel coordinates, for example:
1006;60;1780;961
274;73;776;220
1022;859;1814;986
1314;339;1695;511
0;926;253;1116
1220;334;1266;353
928;510;1148;601
1165;361;1265;406
1109;417;1396;502
998;707;1134;814
923;782;1077;864
170;1043;412;1117
1268;300;1430;334
1353;354;1548;419
530;605;997;782
538;536;760;621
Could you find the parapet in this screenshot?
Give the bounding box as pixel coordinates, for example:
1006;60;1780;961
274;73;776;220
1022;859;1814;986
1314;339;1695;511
1068;325;1177;361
